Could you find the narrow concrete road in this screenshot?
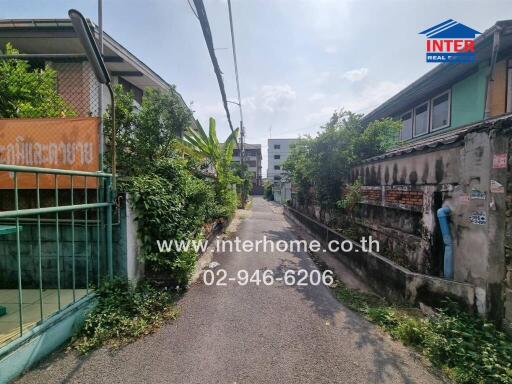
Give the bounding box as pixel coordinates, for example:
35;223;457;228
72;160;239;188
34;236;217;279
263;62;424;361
17;197;442;384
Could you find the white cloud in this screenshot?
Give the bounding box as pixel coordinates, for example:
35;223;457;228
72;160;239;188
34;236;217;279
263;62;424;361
305;105;337;126
341;67;369;82
308;92;325;102
244;84;296;113
344;80;407;113
304;80;406;126
324;45;337;54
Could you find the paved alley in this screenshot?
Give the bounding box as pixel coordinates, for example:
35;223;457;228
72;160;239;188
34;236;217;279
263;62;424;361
17;197;442;384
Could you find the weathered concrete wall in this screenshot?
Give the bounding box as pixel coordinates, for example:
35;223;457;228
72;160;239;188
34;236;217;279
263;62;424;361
348;144;464;277
285;206;476;311
293;121;511;323
0;219;101;289
0;191;142;289
349;128;509;320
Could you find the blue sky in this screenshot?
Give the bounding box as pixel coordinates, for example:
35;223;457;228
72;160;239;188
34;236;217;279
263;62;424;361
1;0;509;173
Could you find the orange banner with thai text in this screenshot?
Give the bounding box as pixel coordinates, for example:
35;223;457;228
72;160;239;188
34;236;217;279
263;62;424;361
0;117;100;189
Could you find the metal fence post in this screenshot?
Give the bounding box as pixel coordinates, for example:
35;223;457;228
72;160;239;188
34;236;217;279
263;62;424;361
106;177;113;278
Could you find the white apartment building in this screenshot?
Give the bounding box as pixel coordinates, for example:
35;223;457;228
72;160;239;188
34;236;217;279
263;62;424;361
267;138;297;203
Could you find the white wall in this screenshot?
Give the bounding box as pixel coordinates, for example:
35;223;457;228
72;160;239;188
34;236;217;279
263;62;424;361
126;193;145;282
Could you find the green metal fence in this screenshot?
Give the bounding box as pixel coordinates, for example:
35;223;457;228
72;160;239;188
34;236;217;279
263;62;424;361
0;164;113;346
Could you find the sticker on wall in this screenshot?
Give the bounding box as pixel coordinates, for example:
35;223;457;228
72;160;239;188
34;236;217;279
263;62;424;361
458;194;470;205
492;153;508;169
490;180;505;193
470;189;486;200
469;211;487;225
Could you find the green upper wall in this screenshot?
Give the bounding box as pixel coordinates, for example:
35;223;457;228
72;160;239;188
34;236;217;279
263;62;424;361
450;62;489;129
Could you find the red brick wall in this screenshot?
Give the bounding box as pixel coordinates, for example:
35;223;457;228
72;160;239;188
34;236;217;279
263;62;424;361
385;190;423;206
361;188;381;201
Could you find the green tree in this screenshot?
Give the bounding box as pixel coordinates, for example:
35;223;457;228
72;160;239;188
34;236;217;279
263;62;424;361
232;162;252;204
0;43;75;118
283;109;400;208
103;85;192;175
282;137;313;205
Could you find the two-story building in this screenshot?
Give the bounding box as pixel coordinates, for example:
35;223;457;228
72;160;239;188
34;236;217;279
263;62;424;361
349;20;512;329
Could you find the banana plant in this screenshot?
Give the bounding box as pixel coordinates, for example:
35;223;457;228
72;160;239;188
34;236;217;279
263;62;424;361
179;117;239;186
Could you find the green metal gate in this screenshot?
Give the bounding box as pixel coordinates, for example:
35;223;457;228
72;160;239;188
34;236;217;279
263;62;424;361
0;164;113;346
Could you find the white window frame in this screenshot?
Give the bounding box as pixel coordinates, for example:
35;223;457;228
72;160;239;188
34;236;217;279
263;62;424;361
400;110;413;141
413;101;430;137
430;89;451;131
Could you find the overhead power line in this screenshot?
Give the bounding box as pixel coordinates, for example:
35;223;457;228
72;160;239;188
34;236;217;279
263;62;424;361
191;0;236;136
186;0;198;19
227;0;244;155
227;0;247;203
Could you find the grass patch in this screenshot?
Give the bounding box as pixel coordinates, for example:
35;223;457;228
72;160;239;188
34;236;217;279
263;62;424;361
331;280;512;383
73;278;179;353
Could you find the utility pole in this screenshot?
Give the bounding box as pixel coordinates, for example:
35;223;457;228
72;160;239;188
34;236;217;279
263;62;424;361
98;0;104;169
227;0;246;204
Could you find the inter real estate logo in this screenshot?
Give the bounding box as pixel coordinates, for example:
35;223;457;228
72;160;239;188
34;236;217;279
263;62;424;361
419;19;481;63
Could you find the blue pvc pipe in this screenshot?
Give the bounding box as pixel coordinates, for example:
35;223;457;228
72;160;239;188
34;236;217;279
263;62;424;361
437;206;453;280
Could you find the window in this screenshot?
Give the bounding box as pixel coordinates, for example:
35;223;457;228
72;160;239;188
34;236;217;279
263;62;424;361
274;144;280;149
274;165;281;170
274;154;280;159
399;89;451;141
400;111;413;140
414;102;429;136
274;176;281;181
431;91;450;130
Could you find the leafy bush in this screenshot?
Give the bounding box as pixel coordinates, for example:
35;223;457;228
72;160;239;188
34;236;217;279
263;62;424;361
264;181;274;200
125;156;219;285
422;307;512;384
0;43;75;118
337;178;362;211
74;278;178;353
232;162;252;206
103;88;236;286
333;280;512;383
